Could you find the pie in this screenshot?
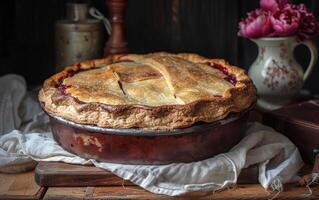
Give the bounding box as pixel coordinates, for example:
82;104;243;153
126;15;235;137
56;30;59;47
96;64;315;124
39;52;256;129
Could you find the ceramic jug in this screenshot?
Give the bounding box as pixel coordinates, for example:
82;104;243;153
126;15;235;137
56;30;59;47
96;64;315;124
248;37;317;110
55;3;103;72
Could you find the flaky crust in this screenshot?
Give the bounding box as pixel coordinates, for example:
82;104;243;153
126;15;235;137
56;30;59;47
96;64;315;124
39;53;256;130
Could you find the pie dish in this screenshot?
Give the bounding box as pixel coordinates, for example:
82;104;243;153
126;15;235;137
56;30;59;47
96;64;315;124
39;52;256;130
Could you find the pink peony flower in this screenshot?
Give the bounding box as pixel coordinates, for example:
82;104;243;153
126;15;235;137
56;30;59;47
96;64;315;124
238;0;319;39
270;4;300;36
239;9;274;38
260;0;291;13
295;4;319;39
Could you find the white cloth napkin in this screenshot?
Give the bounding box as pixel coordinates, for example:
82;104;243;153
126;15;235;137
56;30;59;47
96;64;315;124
0;74;304;196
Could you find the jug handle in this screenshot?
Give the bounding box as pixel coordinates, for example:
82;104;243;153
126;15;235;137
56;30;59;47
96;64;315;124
298;40;318;81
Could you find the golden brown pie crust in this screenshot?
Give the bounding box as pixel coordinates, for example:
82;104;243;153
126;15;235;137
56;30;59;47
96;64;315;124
39;52;256;129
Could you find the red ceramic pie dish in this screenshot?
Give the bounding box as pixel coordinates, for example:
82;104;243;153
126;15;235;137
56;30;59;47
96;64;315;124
39;52;257;164
45;104;254;165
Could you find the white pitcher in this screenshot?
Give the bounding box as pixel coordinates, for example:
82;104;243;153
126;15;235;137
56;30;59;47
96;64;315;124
248;37;318;110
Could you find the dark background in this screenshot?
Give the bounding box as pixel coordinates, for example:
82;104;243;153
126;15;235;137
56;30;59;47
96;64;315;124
0;0;318;93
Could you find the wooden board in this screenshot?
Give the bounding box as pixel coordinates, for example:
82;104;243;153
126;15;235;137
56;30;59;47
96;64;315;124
43;184;319;200
0;171;46;200
1;164;316;200
35;162;133;187
35;161;258;187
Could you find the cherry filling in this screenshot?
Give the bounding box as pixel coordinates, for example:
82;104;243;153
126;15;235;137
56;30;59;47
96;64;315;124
55;66;87;95
57;84;71;95
55;60;134;95
205;62;237;85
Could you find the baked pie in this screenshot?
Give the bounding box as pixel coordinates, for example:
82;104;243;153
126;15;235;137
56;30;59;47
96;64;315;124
39;52;256;129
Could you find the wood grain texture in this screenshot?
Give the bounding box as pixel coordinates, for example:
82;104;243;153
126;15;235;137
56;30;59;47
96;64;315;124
43;184;319;200
314;154;319;173
44;187;86;200
262;100;319;164
125;0;239;63
34;161;258;187
0;171;46;200
35;162;133;187
104;0;128;55
0;165;317;200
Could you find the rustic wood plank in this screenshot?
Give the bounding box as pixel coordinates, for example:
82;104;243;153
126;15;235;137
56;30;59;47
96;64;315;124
0;171;46;200
41;163;316;199
237;0;260;71
35;162;133;187
126;0;240;64
43;187;86;200
43;184;319;200
35;161;258;187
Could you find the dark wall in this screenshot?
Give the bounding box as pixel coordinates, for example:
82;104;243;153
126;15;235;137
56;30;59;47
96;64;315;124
0;0;318;93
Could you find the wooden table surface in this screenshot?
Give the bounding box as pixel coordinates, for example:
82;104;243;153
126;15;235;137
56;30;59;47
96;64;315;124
1;108;318;199
1;169;318;200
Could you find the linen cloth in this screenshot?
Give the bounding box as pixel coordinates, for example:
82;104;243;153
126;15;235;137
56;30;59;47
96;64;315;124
0;74;304;196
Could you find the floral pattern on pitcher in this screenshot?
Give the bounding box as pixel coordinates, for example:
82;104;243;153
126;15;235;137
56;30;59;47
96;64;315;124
263;60;302;92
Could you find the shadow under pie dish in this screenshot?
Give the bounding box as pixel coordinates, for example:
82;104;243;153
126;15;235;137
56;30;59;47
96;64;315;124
39;52;256;164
